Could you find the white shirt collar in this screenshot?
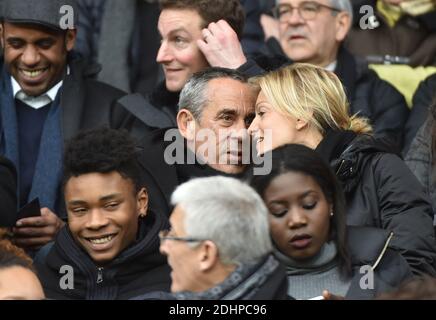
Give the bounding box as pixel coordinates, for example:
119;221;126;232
325;61;338;72
11;66;70;109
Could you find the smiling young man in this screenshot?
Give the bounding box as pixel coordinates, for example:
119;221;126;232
0;0;126;252
35;128;171;300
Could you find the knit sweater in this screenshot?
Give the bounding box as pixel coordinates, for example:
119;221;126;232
274;242;351;300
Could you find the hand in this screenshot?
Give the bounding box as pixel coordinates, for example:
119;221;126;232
260;14;280;41
322;290;345;300
197;20;247;69
12;208;65;250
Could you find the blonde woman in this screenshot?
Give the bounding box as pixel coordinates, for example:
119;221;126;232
248;63;436;277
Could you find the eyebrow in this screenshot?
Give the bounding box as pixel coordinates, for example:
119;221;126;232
68;194;123;206
165;27;190;37
255;103;270;114
6;36;55;44
215;108;238;119
6;37;24;43
268;190;318;204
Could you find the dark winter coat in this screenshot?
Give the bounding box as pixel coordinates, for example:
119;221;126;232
345;226;412;299
406;103;436;216
316;130;436;277
404;73;436;153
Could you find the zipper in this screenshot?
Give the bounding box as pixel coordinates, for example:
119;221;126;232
336;159;346;175
371;232;394;270
97;267;104;284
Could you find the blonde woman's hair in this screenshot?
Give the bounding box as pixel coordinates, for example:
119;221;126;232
251;63;372;136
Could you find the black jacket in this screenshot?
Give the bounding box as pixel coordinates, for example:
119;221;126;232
112;82;179;140
316;131;436;277
345;227;412;299
404;73;436;154
261;43;409;150
406;104;436;215
35;211;171;300
0;156;17;227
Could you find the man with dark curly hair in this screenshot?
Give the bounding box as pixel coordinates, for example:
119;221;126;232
35;127;171;300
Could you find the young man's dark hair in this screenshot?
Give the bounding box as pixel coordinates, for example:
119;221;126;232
159;0;245;39
63;127;141;192
35;127;171;300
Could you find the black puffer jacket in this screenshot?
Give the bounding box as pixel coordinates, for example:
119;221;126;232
345;227;412;299
35;211;171;300
404;73;436;154
406;104;436;215
316;130;436;277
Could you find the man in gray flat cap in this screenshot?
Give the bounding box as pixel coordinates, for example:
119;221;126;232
0;0;126;252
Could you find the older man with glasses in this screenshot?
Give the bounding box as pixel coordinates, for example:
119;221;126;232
156;176;288;300
260;0;409;151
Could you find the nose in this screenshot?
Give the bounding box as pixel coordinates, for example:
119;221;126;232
287;7;305;25
156;41;173;64
287;208;308;229
85;209;109;230
21;45;41;67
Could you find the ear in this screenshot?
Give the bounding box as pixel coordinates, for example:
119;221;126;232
136;187;149;218
335;12;351;42
177;109;196;141
296;118;309;131
65;29;77;52
198;240;220;272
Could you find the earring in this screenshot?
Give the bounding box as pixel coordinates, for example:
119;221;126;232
330;212;334;217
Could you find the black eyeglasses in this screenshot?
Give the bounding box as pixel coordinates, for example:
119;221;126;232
159;229;208;243
273;1;341;22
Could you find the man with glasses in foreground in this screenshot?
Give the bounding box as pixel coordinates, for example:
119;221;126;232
158;176;288;300
260;0;409;150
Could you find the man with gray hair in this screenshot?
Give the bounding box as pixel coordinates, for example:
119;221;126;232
260;0;409;150
134;67;258;217
159;176;288;299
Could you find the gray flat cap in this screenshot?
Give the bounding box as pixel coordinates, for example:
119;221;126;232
2;0;78;31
